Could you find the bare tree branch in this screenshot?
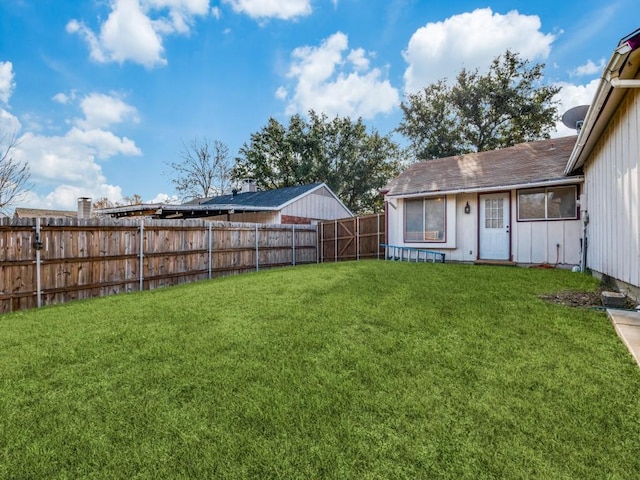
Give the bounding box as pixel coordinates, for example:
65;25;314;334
0;130;31;214
166;137;233;201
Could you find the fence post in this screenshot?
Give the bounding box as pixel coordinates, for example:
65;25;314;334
35;218;42;308
139;219;144;291
292;224;296;266
208;222;213;279
255;224;259;271
320;223;323;263
356;217;360;261
377;213;381;260
334;220;338;262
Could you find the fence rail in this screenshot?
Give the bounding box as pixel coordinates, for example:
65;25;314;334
319;214;385;262
0;217;317;313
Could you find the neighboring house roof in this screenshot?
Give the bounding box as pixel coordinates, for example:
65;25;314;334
99;183;353;218
196;183;325;208
384;136;580;198
14;208;77;218
565;27;640;175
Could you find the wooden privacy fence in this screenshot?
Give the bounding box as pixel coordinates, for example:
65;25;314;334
319;213;385;262
0;217;318;313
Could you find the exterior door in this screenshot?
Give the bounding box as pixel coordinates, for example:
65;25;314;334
479;193;510;260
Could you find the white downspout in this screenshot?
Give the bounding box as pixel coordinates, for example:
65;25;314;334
609;78;640;88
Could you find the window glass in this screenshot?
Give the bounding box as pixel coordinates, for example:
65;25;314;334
404;197;446;242
547;186;576;219
518;186;577;221
485;198;504;228
518;189;546;220
404;199;424;242
424;197;445;241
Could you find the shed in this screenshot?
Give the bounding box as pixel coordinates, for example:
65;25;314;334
383;136;583;266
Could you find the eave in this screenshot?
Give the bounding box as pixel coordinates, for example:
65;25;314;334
384;176;584;200
98;203;278;219
565;28;640;175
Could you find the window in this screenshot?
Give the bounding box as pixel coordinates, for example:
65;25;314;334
518;185;578;221
404;197;446;242
484;197;504;229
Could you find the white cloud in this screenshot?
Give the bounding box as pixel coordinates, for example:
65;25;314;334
403;8;555;93
0;108;21;133
19;183;126;212
0;62;20;133
275;86;288;100
280;32;399;119
0;63;142;210
151;0;210;33
5;87;142;210
347;48;370;71
67;128;141;158
552;79;600;137
149;192;179;203
571;59;605;77
211;6;221;18
75;93;139;130
11;126;141;210
16;128;141;185
53;93;70;104
0;61;15;104
68;1;165;68
222;0;312;20
52;90;78;105
67;0;211;68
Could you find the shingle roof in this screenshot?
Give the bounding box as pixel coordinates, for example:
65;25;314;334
384;136;579;197
200;183;323;208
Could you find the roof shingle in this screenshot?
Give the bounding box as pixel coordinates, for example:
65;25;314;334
384;136;578;196
199;183;323;208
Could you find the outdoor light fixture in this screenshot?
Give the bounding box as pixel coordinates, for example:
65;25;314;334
464;202;471;214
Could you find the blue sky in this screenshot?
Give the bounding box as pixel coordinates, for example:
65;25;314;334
1;0;639;211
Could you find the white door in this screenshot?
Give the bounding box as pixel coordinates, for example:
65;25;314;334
479;193;510;260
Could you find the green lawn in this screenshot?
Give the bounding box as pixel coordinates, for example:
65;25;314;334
1;261;639;479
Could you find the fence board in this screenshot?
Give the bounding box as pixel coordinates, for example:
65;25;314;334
0;217;317;313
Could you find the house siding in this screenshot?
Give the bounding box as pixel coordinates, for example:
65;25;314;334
387;192;581;265
513;212;582;264
281;187;352;221
206;212;280;224
583;88;640;288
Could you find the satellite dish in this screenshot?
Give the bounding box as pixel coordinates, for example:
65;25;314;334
561;105;590;132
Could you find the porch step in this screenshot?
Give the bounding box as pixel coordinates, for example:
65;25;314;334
474;259;517;266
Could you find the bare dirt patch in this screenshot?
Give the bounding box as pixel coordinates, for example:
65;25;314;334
538;290;603;308
539;288;637;309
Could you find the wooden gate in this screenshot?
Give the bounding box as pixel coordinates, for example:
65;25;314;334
319;214;385;262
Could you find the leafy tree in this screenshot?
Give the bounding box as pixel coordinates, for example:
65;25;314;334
233;111;402;214
167;137;233;201
0;130;31;214
398;50;561;160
